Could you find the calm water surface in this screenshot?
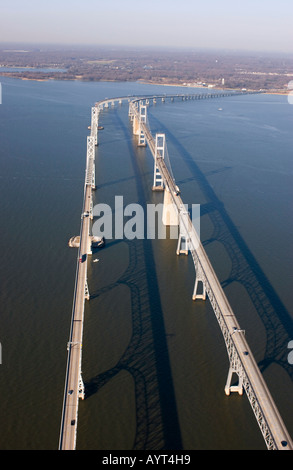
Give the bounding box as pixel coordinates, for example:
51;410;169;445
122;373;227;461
0;77;292;450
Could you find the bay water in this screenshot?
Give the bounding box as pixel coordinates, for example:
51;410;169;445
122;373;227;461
0;77;292;450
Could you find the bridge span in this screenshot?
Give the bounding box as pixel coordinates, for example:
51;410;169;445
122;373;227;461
59;91;292;450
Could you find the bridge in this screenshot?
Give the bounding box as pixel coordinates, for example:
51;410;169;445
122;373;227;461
58;91;292;450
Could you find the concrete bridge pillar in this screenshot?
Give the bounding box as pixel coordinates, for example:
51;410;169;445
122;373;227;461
176;207;189;255
192;276;206;300
138;105;147;146
152;134;165;190
132;114;139;135
162;188;179;226
132;104;147;145
225;366;244;396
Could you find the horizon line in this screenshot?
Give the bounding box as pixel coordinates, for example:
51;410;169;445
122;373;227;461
0;40;292;57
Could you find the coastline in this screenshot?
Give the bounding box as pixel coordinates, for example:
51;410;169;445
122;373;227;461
137;79;289;95
0;73;289;95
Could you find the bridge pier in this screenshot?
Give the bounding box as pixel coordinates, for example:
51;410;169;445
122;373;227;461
225;366;244;396
192;277;206;301
131;103;147;147
152;134;165;191
128;102;134;120
176;207;190;255
162;188;179;226
132;114;140;136
176;233;188;255
138;105;147;147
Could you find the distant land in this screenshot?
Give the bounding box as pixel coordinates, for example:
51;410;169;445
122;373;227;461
0;44;292;93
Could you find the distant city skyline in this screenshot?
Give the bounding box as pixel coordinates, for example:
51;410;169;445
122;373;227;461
0;0;292;54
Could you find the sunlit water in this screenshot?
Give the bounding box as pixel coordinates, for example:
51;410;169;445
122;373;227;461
0;77;292;449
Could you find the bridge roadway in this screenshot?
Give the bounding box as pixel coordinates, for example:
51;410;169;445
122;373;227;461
58;180;91;450
59;91;292;450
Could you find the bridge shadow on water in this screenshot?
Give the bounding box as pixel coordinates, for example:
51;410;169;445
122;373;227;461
84;109;183;450
149;112;293;383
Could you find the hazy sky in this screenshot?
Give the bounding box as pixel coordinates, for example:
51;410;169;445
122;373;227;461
0;0;292;53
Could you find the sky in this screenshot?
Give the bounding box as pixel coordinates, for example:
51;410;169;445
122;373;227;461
0;0;292;54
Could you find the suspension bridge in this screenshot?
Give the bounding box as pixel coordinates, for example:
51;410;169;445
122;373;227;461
58;91;292;451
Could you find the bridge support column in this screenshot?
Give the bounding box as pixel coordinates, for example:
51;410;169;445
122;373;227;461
225;366;243;396
176;207;189;255
192;277;206;300
133;115;140;136
152;134;165;191
128;102;134;120
138;105;147;147
162;188;179;226
176;232;188;255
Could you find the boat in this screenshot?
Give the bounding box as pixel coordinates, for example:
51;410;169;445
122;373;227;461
98;126;104;130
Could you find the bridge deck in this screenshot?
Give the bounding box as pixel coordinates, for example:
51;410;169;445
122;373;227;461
58;183;91;450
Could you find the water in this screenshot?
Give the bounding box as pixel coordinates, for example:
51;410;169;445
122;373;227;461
0;67;67;73
0;77;292;450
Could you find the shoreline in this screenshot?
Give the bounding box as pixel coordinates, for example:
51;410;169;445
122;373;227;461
0;73;289;95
